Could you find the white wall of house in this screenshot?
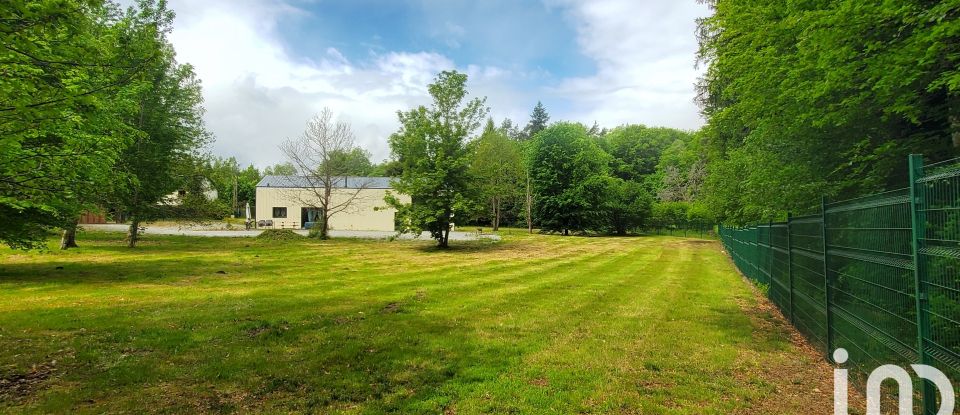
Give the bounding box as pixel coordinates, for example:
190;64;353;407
255;186;408;232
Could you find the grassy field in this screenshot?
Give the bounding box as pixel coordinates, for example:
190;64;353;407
0;230;838;414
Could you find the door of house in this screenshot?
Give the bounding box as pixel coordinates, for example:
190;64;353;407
301;207;323;229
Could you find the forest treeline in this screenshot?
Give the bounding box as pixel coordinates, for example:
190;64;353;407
695;0;960;222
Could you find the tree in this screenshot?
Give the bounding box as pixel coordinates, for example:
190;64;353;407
204;156;260;216
499;118;523;141
697;0;960;222
262;162;296;176
109;2;210;248
386;70;488;248
280;108;372;240
472;119;524;230
370;159;403;177
600;125;692;184
529;123;610;235
523;101;550;139
600;178;654;235
653;134;706;202
0;0;156;250
522;102;551;232
319;148;374;176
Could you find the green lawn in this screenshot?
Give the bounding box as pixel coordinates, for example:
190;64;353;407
0;231;835;414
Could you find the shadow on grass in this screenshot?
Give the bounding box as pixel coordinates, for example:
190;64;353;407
0;272;773;413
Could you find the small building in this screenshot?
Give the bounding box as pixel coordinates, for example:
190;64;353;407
255;175;407;231
162;179;219;206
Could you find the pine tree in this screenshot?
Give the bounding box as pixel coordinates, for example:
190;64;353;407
523;101;550;139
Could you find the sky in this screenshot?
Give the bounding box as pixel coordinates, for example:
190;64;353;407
159;0;711;167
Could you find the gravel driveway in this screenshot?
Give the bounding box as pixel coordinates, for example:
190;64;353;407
82;224;500;241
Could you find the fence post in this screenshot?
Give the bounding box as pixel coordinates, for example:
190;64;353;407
821;197;834;360
767;220;773;287
753;225;760;282
786;213;795;324
907;154;935;415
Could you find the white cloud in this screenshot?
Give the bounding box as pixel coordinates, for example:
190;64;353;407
163;0;709;167
547;0;710;130
167;0;462;166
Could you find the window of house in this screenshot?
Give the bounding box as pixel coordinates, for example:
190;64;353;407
272;207;287;218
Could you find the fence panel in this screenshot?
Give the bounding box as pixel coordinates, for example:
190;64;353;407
718;154;960;413
823;189;919;390
768;223;791;315
788;215;828;351
915;156;960;401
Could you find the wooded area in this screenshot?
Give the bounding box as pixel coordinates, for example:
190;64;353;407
696;0;960;223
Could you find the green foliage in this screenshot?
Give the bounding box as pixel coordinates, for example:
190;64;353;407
522;101;550;139
600;125;693;184
319;148;374;176
204;156;260;212
0;0;153;249
256;229;303;241
651;201;690;226
697;0;960;222
654;134;706;202
651;201;715;228
370;159;403;177
107;2;210;246
471;119;524;229
599;178;654;235
529;122;610;234
386;70;488;247
262;162;296;176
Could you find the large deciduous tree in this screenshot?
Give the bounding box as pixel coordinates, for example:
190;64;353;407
0;0;156;249
697;0;960;222
281;108;372;240
110;2;210;248
529;123;610;235
599;125;692;185
386;71;488;248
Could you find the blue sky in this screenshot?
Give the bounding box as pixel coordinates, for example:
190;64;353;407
279;1;595;78
162;0;710;166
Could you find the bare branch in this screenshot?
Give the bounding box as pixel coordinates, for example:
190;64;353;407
278;107;368;238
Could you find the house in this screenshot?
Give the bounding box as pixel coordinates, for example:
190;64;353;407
255;175;407;231
162;179;219;206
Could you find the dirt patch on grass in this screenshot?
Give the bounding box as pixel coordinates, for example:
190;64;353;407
380;302;403;314
243;320;290;338
0;363;56;402
731;276;868;415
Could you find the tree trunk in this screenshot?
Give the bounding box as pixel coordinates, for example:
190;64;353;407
319;214;330;240
60;221;79;250
439;225;450;248
490;197;497;230
563;228;569;236
127;218;141;248
493;197;500;231
526;173;532;233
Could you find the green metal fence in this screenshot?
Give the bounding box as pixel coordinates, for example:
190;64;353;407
719;154;959;414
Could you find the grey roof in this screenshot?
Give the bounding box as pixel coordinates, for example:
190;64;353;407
256;175;394;189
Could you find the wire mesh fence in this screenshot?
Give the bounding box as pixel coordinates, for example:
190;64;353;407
718;154;959;414
641;220;716;239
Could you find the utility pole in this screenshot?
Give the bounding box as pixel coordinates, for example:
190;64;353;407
526;173;532;233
